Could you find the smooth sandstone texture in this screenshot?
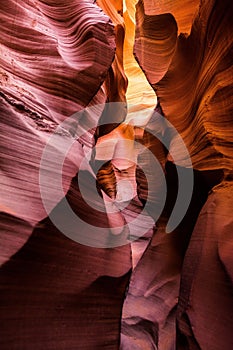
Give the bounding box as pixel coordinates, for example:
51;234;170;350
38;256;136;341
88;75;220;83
1;0;233;349
127;0;233;348
0;1;131;349
135;0;233;171
177;182;233;350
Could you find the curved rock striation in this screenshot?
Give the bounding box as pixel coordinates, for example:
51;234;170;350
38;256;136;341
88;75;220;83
0;0;115;122
142;0;199;35
0;1;132;349
134;0;233;172
134;1;178;86
96;0;128;137
1;0;233;349
119;0;233;349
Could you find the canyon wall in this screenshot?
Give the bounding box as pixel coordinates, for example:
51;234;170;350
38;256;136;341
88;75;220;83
0;0;232;349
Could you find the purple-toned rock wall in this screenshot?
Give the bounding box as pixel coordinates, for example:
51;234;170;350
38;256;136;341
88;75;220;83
1;0;233;349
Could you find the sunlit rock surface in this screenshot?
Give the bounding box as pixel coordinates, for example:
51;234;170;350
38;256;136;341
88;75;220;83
1;0;233;349
135;0;233;171
131;0;233;349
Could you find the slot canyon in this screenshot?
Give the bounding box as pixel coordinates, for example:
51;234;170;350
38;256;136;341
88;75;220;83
0;0;233;349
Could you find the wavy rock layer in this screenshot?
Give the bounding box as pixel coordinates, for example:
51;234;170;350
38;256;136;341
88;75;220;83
0;1;132;349
142;0;199;34
135;0;233;171
123;0;233;349
1;0;233;349
0;0;115;122
135;2;178;85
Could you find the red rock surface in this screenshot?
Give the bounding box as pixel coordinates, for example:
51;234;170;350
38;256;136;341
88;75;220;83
135;0;233;171
1;0;233;349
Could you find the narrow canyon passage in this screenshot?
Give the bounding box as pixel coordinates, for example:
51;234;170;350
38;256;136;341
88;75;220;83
0;0;233;349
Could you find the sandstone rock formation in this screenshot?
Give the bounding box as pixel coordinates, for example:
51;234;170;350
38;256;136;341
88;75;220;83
0;0;232;349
